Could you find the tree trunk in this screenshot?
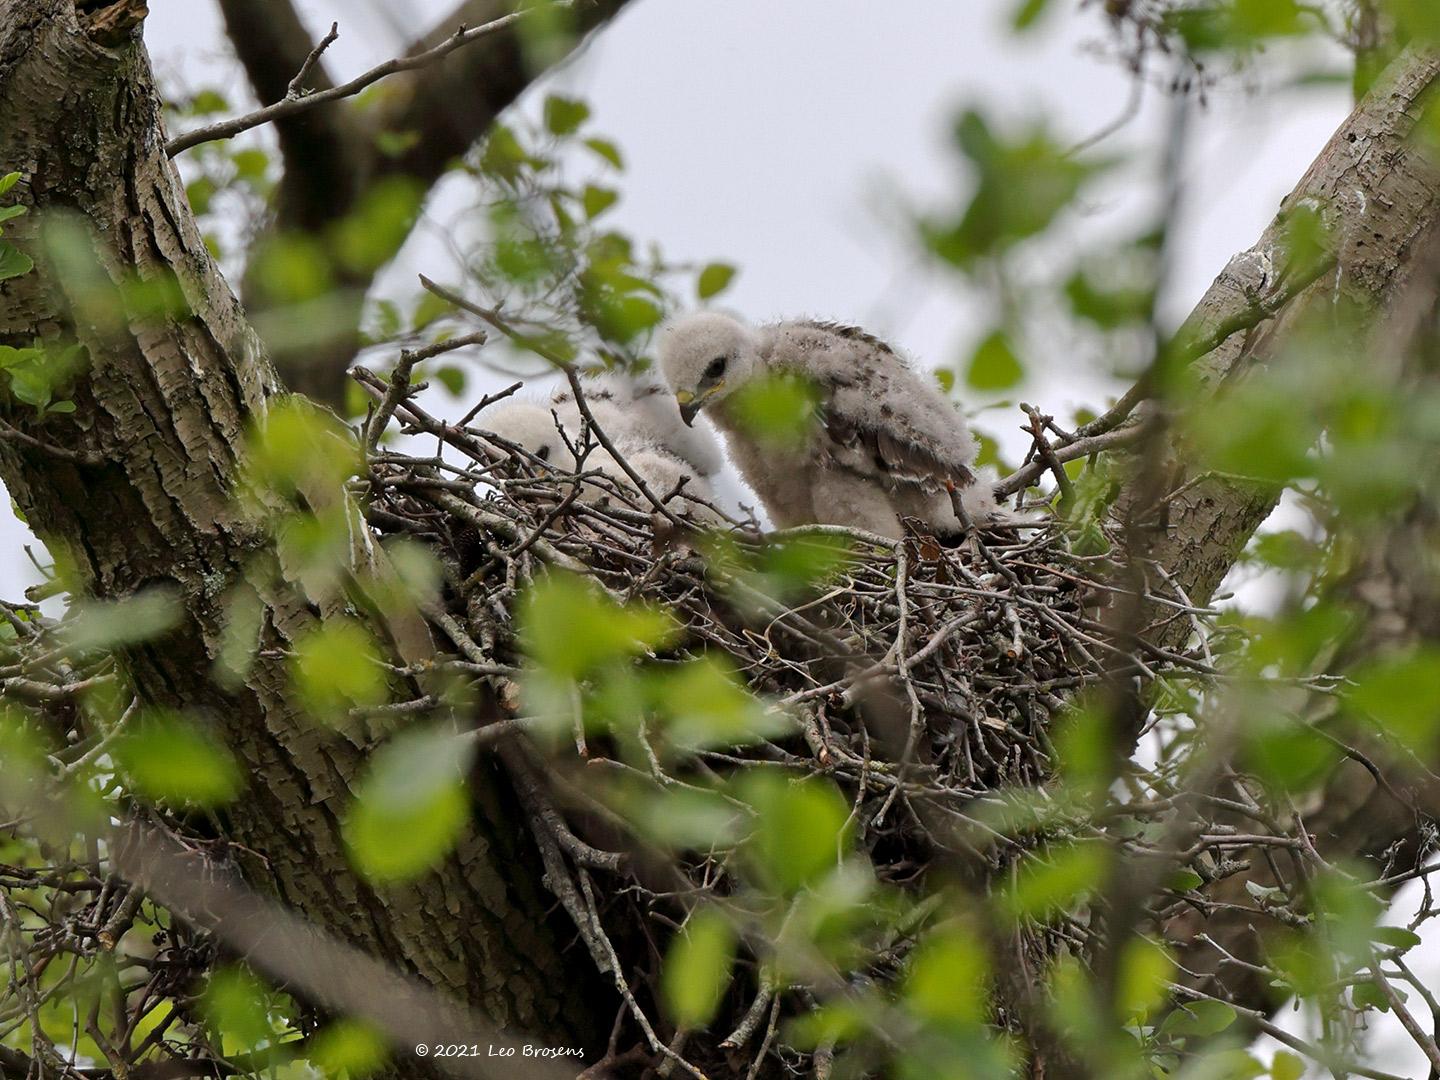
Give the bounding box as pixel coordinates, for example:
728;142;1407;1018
7;4;1440;1077
0;1;607;1067
1125;46;1440;1022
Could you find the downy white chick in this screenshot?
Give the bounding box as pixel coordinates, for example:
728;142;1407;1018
478;387;718;521
658;312;1008;540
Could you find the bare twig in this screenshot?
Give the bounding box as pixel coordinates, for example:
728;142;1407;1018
167;3;575;156
287;21;340;98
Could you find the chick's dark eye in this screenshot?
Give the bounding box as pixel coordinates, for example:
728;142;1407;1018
704;356;727;380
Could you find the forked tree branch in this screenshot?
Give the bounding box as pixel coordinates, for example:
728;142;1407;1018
203;0;635;408
172;2;572;156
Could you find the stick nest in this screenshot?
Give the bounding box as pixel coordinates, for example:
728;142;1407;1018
357;379;1195;1078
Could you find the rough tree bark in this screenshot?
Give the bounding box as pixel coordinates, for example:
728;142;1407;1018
1137;49;1440;618
1122;48;1440;1018
0;2;608;1071
4;2;1440;1075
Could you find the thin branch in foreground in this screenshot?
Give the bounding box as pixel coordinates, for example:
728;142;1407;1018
115;825;575;1080
359;329;489;453
166;2;576;156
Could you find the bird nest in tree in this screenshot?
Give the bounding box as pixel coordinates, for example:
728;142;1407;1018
354;371;1197;1077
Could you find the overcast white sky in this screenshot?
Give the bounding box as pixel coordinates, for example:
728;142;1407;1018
3;0;1352;591
5;3;1427;1072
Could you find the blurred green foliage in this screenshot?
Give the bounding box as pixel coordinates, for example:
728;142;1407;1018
662;907;737;1029
114;710;241;807
345;726;475;883
7;4;1440;1079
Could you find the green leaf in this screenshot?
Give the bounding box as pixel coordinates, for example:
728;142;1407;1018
1117;937;1174;1020
518;571;676;679
752;534;853;598
998;842;1105;922
697;262;737;300
186;88;231;117
652;657;792;751
248;233;334;304
727;372;821;451
582;184;619;219
291;619;389;721
1393;0;1440;44
8;361;51;409
434;365;466;396
1351;979;1391;1012
115;711;241;807
345;726;474;882
1164;999;1237;1038
1011;0;1052;30
64;589;181;653
1348;647;1440;753
411;288;456;331
374;128;422;158
543;94;591;136
203;968;271;1052
479;123;533;183
0;172;22;196
0;240;34;282
1053;701;1110;799
308;1019;388;1077
1251;529;1321;571
738;772;851;892
1170;868;1205;892
0;204;27;225
245;398;359;497
231;148;270;181
661;908;735;1028
1278;202;1334;283
1242;721;1341;793
0;344;40;370
186;176;217;216
1371;926;1423;950
1271;1051;1305;1080
613;785;746;850
1203;1050;1268;1079
966;330;1024;391
921;110;1103;268
1227;0;1307;41
1245;882;1283;910
581;288;662;343
1187;379;1318;485
904;926;989;1025
332;176;424;275
1065;267;1153;329
787;1001;869;1051
584;137;625;170
372;298;402;341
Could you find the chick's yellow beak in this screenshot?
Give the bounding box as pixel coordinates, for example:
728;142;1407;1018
676;389;703;427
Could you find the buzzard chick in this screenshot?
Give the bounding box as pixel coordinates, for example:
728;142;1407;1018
550;370;724;481
658;312;1003;539
479;386;718;520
